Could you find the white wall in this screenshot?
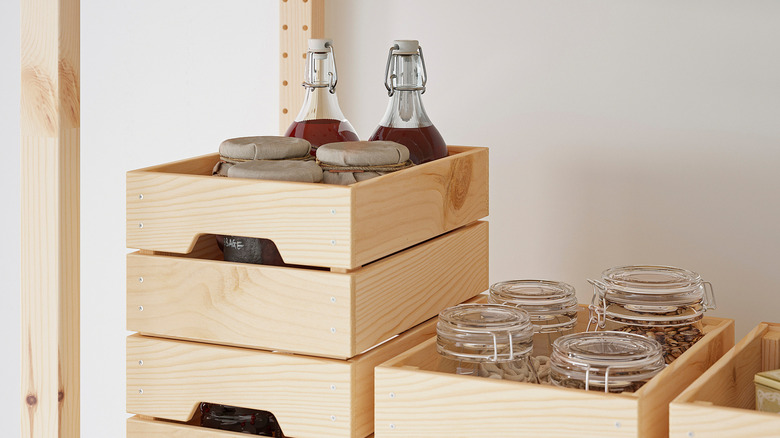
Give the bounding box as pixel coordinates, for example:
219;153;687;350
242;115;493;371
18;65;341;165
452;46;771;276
2;1;779;436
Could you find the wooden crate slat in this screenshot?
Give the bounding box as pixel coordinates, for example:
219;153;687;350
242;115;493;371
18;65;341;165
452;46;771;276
352;146;489;267
21;0;80;435
670;323;780;437
127;221;487;358
127;416;251;437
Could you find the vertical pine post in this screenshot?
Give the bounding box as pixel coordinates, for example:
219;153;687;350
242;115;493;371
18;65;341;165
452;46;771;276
21;0;80;436
279;0;325;134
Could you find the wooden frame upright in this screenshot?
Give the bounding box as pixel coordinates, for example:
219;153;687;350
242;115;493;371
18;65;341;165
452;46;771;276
21;0;80;436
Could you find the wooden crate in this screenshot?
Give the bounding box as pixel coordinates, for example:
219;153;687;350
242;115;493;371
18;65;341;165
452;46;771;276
127;221;488;359
669;322;780;438
127;309;444;438
126;146;488;270
374;307;734;438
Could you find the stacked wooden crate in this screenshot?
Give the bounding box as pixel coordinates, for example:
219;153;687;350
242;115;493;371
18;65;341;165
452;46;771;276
124;146;489;437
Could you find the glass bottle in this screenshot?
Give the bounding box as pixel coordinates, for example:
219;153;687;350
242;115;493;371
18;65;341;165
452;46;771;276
587;265;717;364
488;280;578;382
369;40;447;164
285;39;359;153
550;331;665;393
436;303;540;383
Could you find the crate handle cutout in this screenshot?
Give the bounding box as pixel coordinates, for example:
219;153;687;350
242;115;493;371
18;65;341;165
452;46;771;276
196;402;285;437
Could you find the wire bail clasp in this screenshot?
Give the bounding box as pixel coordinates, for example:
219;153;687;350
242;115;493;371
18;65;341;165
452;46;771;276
384;43;428;97
587;279;608;331
303;41;338;94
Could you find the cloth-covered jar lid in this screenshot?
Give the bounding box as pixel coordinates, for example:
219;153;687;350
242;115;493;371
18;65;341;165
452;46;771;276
316;141;410;166
226;160;323;183
219;136;312;160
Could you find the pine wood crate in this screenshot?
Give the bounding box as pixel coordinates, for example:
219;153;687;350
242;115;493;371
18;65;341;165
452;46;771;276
127;306;449;438
127;220;488;359
669;322;780;438
126;146;488;270
374;307;734;438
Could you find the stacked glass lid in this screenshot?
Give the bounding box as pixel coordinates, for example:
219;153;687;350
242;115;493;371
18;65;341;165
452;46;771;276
588;265;716;364
550;331;666;393
436;304;539;383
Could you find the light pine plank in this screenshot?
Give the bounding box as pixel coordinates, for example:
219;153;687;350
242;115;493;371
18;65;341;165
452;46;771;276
126;252;355;358
21;0;80;436
670;323;780;437
353;221;488;354
669;402;780;438
635;317;734;438
352;146;489;267
280;0;324;133
127;221;487;358
127;416;250;438
127;335;353;438
126;170;353;267
761;328;780;371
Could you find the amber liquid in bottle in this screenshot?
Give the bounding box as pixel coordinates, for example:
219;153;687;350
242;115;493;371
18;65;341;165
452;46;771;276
285;119;359;154
369;125;447;164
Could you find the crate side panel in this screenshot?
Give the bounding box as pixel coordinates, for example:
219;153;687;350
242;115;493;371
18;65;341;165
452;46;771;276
127;171;352;268
349;314;440;438
669;403;780;438
127;253;353;358
126;335;352;438
636;317;734;438
352;146;488;267
353;221;488;355
127;416;251;437
375;366;638;438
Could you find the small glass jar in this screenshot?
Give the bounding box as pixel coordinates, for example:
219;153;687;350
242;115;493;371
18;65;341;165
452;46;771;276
588;265;716;364
436;304;540;383
550;331;665;393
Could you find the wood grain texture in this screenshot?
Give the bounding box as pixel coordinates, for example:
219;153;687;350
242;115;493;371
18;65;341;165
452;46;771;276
126;146;488;269
670;323;780;437
126;168;353;267
127;221;487;358
280;0;324;133
375;315;733;438
352;146;489;267
127;314;437;438
128;416;251;437
353;221;488;354
21;0;80;436
762;328;780;371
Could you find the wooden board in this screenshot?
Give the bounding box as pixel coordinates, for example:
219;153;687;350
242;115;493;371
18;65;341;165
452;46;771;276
374;310;734;438
127;309;441;438
128;416;251;438
279;0;324;133
127;221;488;359
126;146;488;269
670;323;780;437
21;0;80;436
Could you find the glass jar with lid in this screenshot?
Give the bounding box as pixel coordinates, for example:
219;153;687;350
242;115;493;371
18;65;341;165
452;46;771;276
436;303;540;383
488;280;578;382
588;265;716;364
550;331;665;393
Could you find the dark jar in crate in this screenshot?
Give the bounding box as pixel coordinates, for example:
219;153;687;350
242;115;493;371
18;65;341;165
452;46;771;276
200;402;284;436
587;265;716;364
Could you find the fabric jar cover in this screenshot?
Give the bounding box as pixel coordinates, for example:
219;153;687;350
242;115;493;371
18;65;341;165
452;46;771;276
213;136;312;176
216;136;322;266
316;140;412;185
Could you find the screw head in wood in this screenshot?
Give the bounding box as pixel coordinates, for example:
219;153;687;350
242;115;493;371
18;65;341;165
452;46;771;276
330;327;336;333
615;421;621;428
138;223;144;228
138;306;144;311
138;194;143;199
138;360;143;365
389;392;395;398
330;415;336;421
330;384;336;390
331;240;336;245
138;389;143;394
330;208;336;214
390;424;396;430
138;277;144;283
330;297;336;303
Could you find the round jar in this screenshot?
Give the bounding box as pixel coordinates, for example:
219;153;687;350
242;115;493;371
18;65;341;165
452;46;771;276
588;265;716;364
436;304;539;383
488;280;578;382
550;331;665;393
